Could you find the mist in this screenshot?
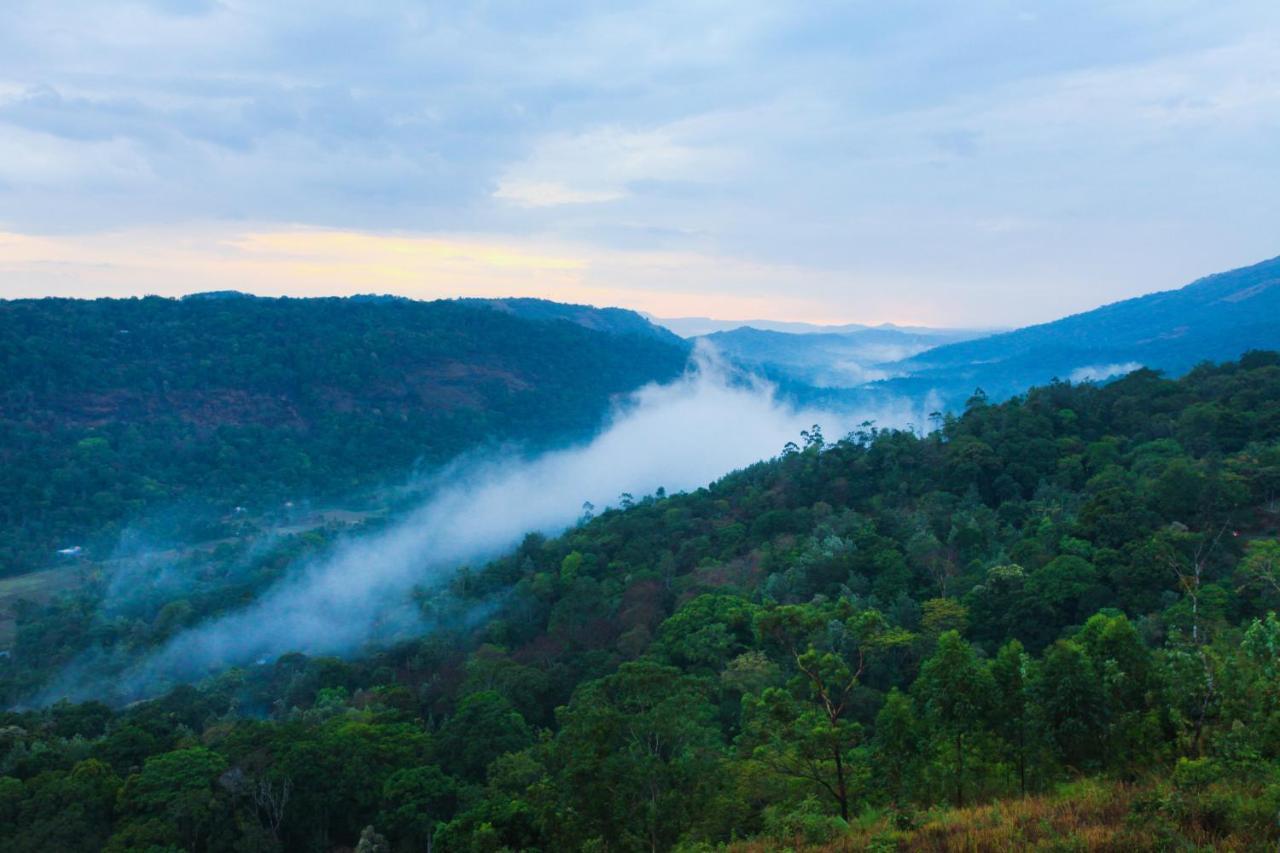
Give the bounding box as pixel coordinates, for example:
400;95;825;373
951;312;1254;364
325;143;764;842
35;348;931;704
1068;362;1144;383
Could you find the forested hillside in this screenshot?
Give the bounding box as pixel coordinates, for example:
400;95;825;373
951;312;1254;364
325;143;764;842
3;352;1280;850
458;298;684;342
0;294;690;576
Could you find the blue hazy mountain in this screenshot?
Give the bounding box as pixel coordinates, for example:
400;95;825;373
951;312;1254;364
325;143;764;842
867;254;1280;408
648;314;990;338
698;326;988;388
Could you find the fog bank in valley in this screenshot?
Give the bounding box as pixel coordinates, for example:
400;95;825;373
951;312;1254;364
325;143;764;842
37;349;931;703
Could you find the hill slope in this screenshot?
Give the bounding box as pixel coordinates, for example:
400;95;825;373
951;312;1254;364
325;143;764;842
876;254;1280;405
0;295;690;574
459;297;684;343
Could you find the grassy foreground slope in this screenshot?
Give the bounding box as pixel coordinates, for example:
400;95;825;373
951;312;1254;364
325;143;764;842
1;353;1280;851
735;777;1272;851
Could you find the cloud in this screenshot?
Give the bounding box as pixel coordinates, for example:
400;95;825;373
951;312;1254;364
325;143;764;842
493;181;624;207
493;122;741;207
30;347;928;704
2;2;1280;324
1069;362;1143;383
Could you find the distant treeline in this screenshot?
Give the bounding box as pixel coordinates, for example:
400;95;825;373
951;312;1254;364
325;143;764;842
1;352;1279;850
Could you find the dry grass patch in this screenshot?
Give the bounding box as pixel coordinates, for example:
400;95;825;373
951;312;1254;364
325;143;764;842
726;778;1277;851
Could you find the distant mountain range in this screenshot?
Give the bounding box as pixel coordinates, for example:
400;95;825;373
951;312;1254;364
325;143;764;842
4;255;1277;572
661;255;1280;413
647;314;986;337
868;254;1280;407
698;326;985;388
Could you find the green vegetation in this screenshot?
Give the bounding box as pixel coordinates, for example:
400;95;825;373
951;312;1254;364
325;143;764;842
2;352;1280;850
0;294;689;576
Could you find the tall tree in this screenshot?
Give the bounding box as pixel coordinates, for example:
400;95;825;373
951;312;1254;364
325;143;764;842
989;639;1042;794
747;605;911;820
915;631;994;806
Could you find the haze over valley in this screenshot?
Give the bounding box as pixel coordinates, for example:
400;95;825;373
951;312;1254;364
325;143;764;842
4;253;1278;701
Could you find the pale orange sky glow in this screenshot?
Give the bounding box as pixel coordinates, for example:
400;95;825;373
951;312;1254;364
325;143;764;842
0;225;946;326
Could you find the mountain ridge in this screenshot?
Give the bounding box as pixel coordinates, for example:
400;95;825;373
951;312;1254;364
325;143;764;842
854;254;1280;406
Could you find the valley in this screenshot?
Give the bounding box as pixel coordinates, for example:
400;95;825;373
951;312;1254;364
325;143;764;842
7;5;1280;849
1;282;1278;849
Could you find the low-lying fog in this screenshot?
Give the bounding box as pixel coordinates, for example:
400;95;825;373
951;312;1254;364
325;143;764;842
35;347;933;704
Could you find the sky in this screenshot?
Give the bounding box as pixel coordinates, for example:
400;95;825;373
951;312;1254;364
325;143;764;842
1;1;1278;326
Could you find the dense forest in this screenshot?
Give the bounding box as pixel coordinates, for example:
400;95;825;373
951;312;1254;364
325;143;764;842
0;295;689;576
1;351;1279;850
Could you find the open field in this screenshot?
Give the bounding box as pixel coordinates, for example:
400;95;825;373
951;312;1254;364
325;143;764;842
0;564;84;649
0;505;383;651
